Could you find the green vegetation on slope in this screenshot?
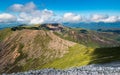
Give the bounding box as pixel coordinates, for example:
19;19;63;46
21;35;53;71
5;44;120;72
54;28;120;48
5;43;27;73
1;25;120;73
54;30;99;48
0;28;12;42
14;43;27;64
34;34;51;48
89;47;120;64
40;44;94;69
11;24;120;48
39;45;120;69
3;31;53;73
0;29;76;73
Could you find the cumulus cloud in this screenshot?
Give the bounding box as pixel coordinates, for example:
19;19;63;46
18;12;32;23
91;14;120;22
63;13;82;23
9;2;36;12
6;2;120;24
9;2;55;24
103;16;119;22
91;14;108;21
17;9;54;24
0;13;16;23
30;17;44;24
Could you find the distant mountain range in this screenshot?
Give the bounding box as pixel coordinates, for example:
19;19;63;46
63;22;120;30
1;22;120;30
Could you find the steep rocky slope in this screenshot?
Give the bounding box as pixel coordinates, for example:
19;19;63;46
0;28;76;73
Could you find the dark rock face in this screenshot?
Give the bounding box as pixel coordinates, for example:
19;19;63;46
3;62;120;75
41;23;64;31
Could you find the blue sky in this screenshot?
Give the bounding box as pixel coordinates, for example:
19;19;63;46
0;0;120;24
0;0;120;14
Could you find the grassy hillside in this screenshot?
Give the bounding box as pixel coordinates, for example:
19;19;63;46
39;45;120;70
0;28;75;73
0;28;13;42
54;28;120;48
10;24;120;48
40;44;94;69
89;47;120;64
0;25;120;73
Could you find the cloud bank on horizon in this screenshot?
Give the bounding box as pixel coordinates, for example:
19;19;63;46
0;2;120;24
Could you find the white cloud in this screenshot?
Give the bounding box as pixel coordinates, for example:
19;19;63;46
17;9;54;24
91;14;120;22
63;13;82;23
103;16;119;22
9;4;23;12
9;2;55;24
7;2;120;24
9;2;36;12
30;17;44;24
91;14;108;21
18;12;32;23
0;13;16;23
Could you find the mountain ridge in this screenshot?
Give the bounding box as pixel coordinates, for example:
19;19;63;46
0;28;76;73
0;24;120;73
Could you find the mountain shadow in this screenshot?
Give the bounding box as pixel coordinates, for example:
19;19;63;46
88;46;120;64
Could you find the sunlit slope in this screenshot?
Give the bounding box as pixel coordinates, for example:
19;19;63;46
40;44;94;69
40;45;120;69
0;26;120;73
0;28;75;73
